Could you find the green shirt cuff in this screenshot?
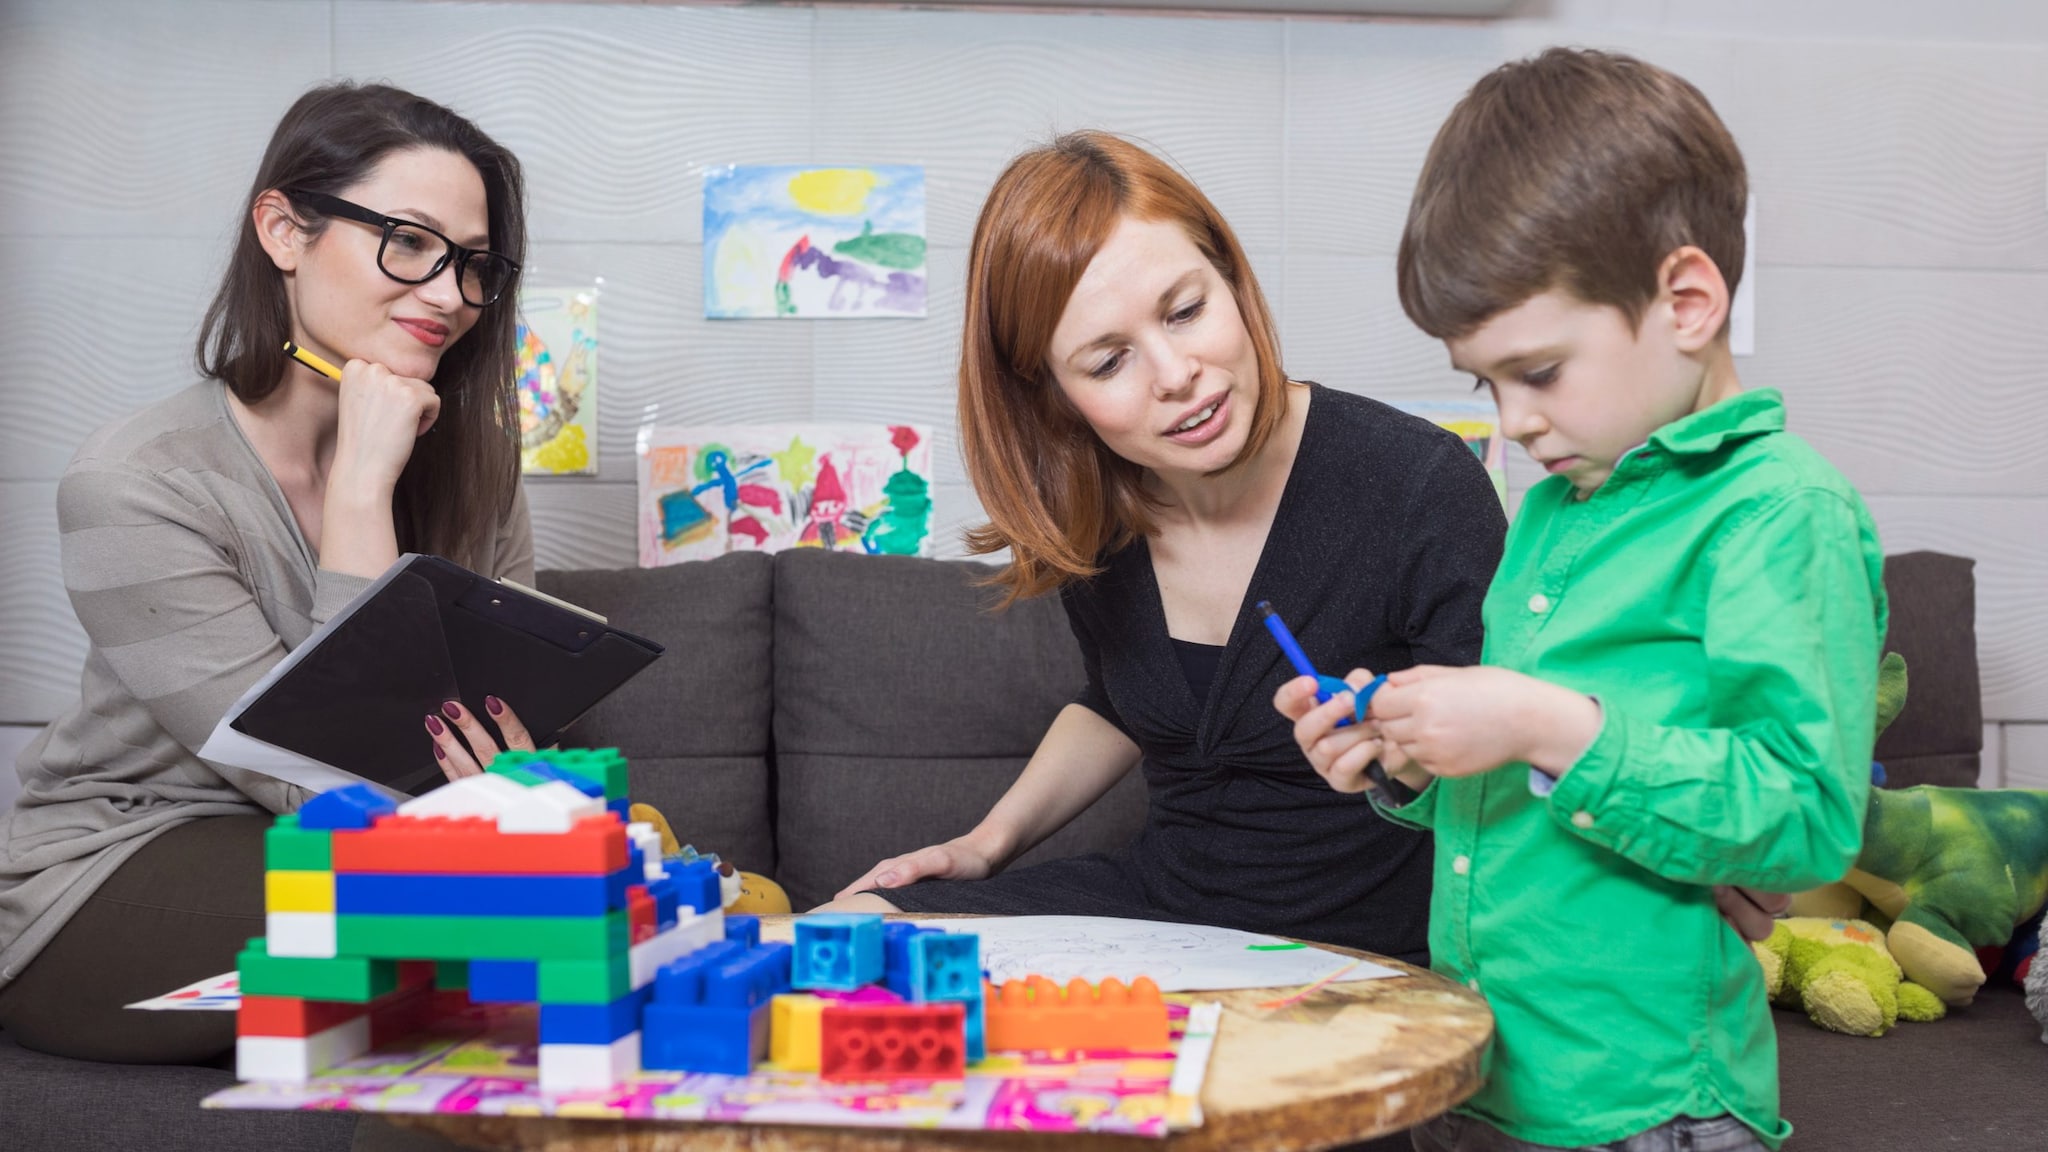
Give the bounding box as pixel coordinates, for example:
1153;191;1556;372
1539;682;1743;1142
1547;710;1629;849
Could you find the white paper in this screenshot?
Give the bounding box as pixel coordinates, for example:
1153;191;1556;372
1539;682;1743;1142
914;915;1397;992
1167;1000;1222;1129
196;555;431;801
127;970;241;1011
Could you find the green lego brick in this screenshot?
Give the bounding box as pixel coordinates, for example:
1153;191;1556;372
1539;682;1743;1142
264;814;332;871
537;953;633;1003
491;748;629;801
336;910;627;962
485;763;548;787
238;938;396;1002
434;960;470;990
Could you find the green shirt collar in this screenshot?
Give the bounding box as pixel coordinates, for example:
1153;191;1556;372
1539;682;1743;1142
1648;388;1785;458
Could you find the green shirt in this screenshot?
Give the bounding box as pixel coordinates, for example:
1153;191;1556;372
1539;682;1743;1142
1378;389;1886;1149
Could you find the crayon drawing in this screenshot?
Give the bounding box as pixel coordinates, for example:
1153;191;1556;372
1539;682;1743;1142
1394;400;1508;507
516;286;598;475
703;166;926;319
638;424;934;566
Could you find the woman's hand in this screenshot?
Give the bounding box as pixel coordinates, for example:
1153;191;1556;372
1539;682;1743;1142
1276;668;1396;793
330;359;440;499
425;694;535;781
833;835;999;902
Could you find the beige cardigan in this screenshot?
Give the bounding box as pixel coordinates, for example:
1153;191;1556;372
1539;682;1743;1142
0;381;532;987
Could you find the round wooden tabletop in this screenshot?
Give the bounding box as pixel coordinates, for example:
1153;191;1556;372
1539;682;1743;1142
392;914;1492;1152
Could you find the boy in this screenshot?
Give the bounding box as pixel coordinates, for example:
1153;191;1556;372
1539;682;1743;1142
1278;48;1885;1152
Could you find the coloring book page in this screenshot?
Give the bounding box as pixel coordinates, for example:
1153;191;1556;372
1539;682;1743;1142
914;915;1398;992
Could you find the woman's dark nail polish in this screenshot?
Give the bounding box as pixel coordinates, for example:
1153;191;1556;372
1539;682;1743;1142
442;700;464;721
425;715;446;736
485;695;504;716
434;745;446;761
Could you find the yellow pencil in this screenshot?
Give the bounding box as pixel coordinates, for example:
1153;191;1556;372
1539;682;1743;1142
282;340;342;380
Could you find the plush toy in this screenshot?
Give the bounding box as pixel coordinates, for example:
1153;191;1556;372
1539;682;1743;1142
1754;917;1946;1036
630;801;793;915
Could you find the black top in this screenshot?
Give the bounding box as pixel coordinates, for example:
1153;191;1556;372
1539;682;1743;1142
1061;383;1507;958
1170;639;1224;704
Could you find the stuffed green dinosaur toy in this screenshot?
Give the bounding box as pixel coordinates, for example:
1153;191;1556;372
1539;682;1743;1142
1790;655;2048;1007
1755;916;1946;1036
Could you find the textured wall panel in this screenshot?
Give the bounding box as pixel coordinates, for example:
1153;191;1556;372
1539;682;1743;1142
2007;723;2048;789
0;482;87;724
1282;252;1460;396
0;0;331;239
1735;38;2048;270
527;479;638;570
0;238;223;482
1744;267;2046;498
813;247;968;485
333;3;814;244
811;8;1285;252
1863;496;2048;723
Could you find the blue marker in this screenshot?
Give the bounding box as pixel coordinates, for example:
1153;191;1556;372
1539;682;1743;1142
1257;601;1399;793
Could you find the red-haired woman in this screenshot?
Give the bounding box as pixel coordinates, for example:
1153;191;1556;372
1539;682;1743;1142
828;133;1506;962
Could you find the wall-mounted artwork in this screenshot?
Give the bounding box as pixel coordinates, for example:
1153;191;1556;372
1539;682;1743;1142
1393;400;1508;507
703;165;926;319
516;285;599;475
638;424;934;566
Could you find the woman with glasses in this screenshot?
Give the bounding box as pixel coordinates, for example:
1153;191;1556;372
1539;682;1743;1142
0;83;535;1063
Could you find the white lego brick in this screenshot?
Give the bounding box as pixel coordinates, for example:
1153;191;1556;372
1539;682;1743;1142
630;908;726;991
538;1031;640;1094
398;772;525;820
497;779;605;834
265;911;337;958
719;868;742;909
236;1016;370;1084
627;823;665;880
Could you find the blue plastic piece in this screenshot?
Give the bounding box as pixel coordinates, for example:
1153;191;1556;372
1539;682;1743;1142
539;985;651;1044
792;913;884;992
648;876;680;931
909;932;981;1003
520;761;606;799
607;797;632;822
962;992;986;1063
468;959;539;1003
670;859;721;915
334;866;634;918
1871;760;1888;787
881;923;935;999
726;914;760;948
298;783;397;831
642;941;793;1074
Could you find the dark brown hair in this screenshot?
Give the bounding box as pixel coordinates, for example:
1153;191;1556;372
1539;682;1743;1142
196;82;526;568
959;131;1288;604
1398;48;1747;340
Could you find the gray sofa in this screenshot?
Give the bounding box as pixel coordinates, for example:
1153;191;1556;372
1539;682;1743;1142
2;549;2038;1151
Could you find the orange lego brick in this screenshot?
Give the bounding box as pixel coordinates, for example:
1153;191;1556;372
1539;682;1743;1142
983;975;1169;1052
328;813;626;875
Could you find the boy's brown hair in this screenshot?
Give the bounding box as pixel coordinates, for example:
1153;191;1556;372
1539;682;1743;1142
1398;47;1747;340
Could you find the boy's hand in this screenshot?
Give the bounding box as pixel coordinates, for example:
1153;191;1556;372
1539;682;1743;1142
1275;669;1387;793
1371;666;1602;778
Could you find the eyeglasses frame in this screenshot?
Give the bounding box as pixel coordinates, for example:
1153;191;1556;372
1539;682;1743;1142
285;188;520;308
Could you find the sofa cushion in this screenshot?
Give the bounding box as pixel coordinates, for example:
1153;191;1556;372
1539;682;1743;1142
538;553;776;874
1875;552;1983;789
771;550;1147;909
0;1030;355;1151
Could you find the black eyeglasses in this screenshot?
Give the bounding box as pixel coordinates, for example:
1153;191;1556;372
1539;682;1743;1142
288;189;519;308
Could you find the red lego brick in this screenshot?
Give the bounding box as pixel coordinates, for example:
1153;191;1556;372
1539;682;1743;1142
984;975;1169;1052
397;960;438;990
328;813;626;875
819;1001;966;1082
627;885;656;945
238;995;368;1039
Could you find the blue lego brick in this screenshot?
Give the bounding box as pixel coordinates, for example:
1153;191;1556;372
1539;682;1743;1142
641;940;793;1074
670;859;720;914
468;959;538;1003
963;992;986;1063
334;867;633;918
518;761;606;799
540;985;652;1045
649;876;680;931
626;839;644;886
792;914;884;992
607;797;632;822
909;932;981;1003
726;914;760;949
298;783;396;830
882;923;935;1000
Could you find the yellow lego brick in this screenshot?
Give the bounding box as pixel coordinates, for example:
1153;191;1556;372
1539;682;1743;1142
770;994;824;1072
266;870;335;914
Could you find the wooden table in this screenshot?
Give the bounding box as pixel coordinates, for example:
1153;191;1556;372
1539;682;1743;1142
392;915;1492;1152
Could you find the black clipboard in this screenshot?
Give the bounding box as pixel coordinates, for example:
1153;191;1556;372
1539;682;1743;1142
226;554;662;796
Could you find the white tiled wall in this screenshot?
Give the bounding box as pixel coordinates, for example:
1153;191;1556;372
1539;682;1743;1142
2;2;2044;778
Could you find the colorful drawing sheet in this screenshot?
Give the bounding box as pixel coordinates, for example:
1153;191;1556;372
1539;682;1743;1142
637;424;934;566
703;165;927;318
919;916;1392;992
126;969;241;1011
517;285;599;475
203;999;1208;1137
1395;400;1509;506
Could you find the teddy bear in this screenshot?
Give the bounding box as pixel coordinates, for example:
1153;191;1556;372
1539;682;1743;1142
1754;917;1946;1036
